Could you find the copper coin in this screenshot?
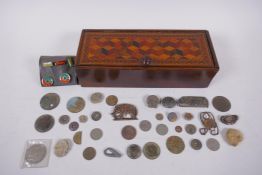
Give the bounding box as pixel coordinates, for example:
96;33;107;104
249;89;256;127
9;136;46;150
190;139;202;150
35;114;55;132
40;93;60;110
121;125;137;140
212;96;231;112
161;97;176;108
91;111;102;121
175;126;183;133
139;120;152;132
73;131;82;144
143;142;160;160
59;115;70;125
69;121;79;131
155;113;164;120
167;112;178;122
79;115;88;123
90;128;103;140
185;124;197;135
83;147;96;160
156;124;168;136
184;113;194;121
166;136;185;154
206;138;220;151
127;144;142;159
67;97;85;113
90;92;104;104
25;144;47;164
106;95;118;106
146;95;160;108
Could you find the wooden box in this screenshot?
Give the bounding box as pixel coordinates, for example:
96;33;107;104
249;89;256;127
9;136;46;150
75;29;219;88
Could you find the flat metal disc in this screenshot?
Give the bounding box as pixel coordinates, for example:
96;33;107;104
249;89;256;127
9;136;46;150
83;147;96;160
91;111;102;121
127;144;142;159
68;121;79;131
190;139;202;150
121;125;137;140
146;95;160;108
59;115;70;125
167;112;178;122
166;136;185;154
90;128;103;140
139;120;152;132
54;139;72;157
185;124;197;135
35;114;55;132
175;126;183;133
106;95;118;106
206;138;220;151
25;144;47;164
79;115;88;123
156;124;168;136
184;113;194;121
155;113;164;120
212;96;231;112
90;92;104;104
40;93;60;110
143;142;160;160
161;97;176;108
67;97;85;113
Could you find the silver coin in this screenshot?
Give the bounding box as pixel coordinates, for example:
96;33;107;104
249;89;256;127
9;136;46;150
139;120;152;132
146;95;160;108
167;112;178;122
156;124;168;136
67;97;85;113
40;93;60;110
212;96;231;112
35;114;55;132
91;111;102;121
25;144;47;164
69;121;79;131
190;139;202;150
54;139;72;157
90;128;103;140
79;115;88;123
206;138;220;151
127;144;142;159
59;115;70;125
161;97;176;108
90;92;104;104
155;113;164;120
185;124;197;135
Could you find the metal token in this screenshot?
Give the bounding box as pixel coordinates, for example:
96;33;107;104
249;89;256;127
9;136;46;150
161;97;176;108
67;97;85;113
90;92;104;104
178;96;208;108
226;128;243;146
106;95;118;106
73;131;82;144
175;126;183;133
79;115;88;123
35;114;55;132
40;93;60;110
90;128;103;140
185;124;197;135
190;139;202;150
91;111;102;121
143;142;160;160
121;125;137;140
104;147;122;158
69;121;79;131
127;144;142;159
156;124;168;136
146;95;160;108
83;147;96;160
111;103;138;120
54;139;72;157
212;96;231;112
25;144;47;164
59;73;71;84
139;120;152;132
155;113;164;120
167;112;178;122
166;136;185;154
220;115;238;125
184;113;194;121
59;115;70;125
206;138;220;151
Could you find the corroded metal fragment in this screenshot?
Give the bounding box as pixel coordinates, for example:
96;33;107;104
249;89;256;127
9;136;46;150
178;96;208;108
111;104;138;120
199;112;219;135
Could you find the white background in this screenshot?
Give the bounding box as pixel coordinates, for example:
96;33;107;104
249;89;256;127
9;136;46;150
0;0;262;174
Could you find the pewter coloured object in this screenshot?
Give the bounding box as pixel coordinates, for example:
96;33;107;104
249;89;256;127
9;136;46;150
146;95;160;108
91;111;102;121
190;139;202;150
127;144;142;159
156;124;168;136
161;97;176;108
178;96;208;108
206;138;220;151
40;93;60;110
25;144;47;164
59;115;70;125
35;114;55;132
185;124;197;135
220;115;238;125
139;120;152;132
212;96;231;112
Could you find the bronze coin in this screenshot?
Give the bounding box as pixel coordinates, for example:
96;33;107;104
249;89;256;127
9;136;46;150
79;115;88;123
185;124;197;135
146;95;160;108
184;113;194;121
59;115;70;125
67;97;85;113
25;144;47;164
156;124;168;136
175;126;183;133
83;147;96;160
143;142;160;160
161;97;176;108
166;136;185;154
90;128;103;140
127;144;142;159
73;131;82;144
155;113;164;120
106;95;118;106
190;139;202;150
121;125;137;140
35;114;55;132
40;93;60;110
212;96;231;112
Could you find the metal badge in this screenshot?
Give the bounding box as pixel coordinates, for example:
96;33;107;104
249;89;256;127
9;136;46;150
156;124;168;136
127;144;142;159
40;93;60;110
59;115;70;125
54;139;72;157
104;148;122;158
146;95;160;108
178;96;208;108
161;97;176;108
34;114;55;133
185;124;197;135
143;142;160;160
220;115;238;125
106;95;118;106
111;104;138;120
139;120;152;132
90;128;103;140
206;138;220;151
199;112;219;135
83;147;96;160
212;96;231;112
226;128;243;147
121;125;137;140
90;92;104;104
73;131;82;145
190;139;202;150
66;97;85;113
166;136;185;154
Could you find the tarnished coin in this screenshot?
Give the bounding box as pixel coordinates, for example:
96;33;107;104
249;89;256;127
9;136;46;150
184;113;194;121
166;136;185;154
25;144;47;164
206;138;220;151
91;111;102;121
67;97;85;113
54;139;72;157
40;93;60;110
127;144;142;159
167;112;178;122
212;96;231;112
106;95;118;106
175;126;183;133
143;142;160;160
83;147;96;160
190;139;202;150
139;120;152;132
69;121;79;131
155;113;164;120
73;131;82;144
59;115;70;125
161;97;176;108
146;95;160;108
185;124;197;135
35;114;55;132
90;128;103;140
121;125;137;140
79;115;88;123
90;92;104;104
156;124;168;136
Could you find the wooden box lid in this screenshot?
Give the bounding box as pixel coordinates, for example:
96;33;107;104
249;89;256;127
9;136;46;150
76;29;218;68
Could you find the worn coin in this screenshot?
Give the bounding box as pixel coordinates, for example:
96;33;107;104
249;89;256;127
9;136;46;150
220;115;238;125
185;124;197;135
25;144;47;164
83;147;96;160
59;115;70;125
91;111;102;121
73;131;82;144
175;126;183;133
35;114;55;132
90;92;104;104
212;96;231;112
90;128;103;140
167;112;178;122
190;139;202;150
67;97;85;113
155;113;164;120
79;115;88;123
206;138;220;151
54;139;72;157
146;95;160;108
106;95;118;106
161;97;176;108
40;93;60;110
127;144;142;159
139;120;152;132
69;121;79;131
166;136;185;154
143;142;160;160
184;113;194;121
121;125;137;140
156;124;168;136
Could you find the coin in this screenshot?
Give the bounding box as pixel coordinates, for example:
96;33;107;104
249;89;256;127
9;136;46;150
69;121;79;131
161;97;176;108
90;128;103;140
127;144;142;159
139;120;152;132
167;112;178;122
212;96;231;112
184;113;194;121
73;131;82;144
190;139;202;150
166;136;185;154
226;128;243;146
143;142;160;160
35;114;55;132
155;113;164;120
91;111;102;121
156;124;168;136
185;124;197;135
67;97;85;113
106;95;118;106
59;115;70;125
146;95;160;108
206;138;220;151
25;144;47;164
83;147;96;160
40;93;60;110
121;125;137;140
90;92;104;104
79;115;88;123
54;139;72;157
175;126;183;133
